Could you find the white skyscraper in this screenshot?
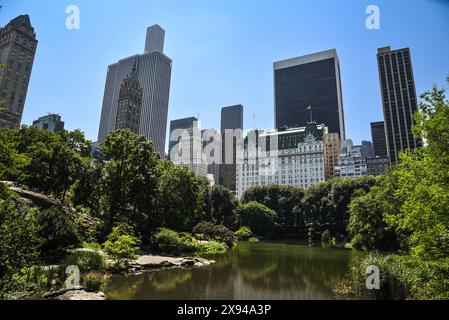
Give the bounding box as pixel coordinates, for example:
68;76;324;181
98;25;172;157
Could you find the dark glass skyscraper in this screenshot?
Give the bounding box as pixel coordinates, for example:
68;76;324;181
274;49;345;140
370;121;388;158
220;104;243;192
377;46;422;164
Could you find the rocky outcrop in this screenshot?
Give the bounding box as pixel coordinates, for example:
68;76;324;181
55;290;106;300
134;255;214;270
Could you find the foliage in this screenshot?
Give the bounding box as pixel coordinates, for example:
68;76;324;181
234;226;253;240
151;228;196;255
195;240;227;254
236;202;277;237
37;206;81;255
60;250;106;273
82;242;102;251
192;221;235;246
156;161;205;232
301;176;378;242
82;271;110;292
248;237;259;243
100;129;160;236
0;192;42;278
242;184;304;226
209;185;239;229
103;223;140;266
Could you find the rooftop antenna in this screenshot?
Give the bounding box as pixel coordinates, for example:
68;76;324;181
253;113;256;129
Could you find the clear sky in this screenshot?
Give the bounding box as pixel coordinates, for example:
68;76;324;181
2;0;449;146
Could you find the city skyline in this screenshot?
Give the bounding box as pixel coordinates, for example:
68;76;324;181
2;0;449;149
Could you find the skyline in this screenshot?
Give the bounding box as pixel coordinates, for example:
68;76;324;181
2;0;449;147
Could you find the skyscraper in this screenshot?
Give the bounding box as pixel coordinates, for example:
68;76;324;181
169;117;207;177
370;121;388;158
32;113;64;132
377;46;422;164
274;49;346;140
98;25;172;157
220;105;243;192
115;61;143;134
0;15;38;129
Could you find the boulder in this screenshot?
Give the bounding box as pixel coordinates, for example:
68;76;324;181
55;290;106;300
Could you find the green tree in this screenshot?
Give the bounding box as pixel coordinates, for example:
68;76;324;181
209;185;239;229
0;188;42;277
242;184;304;226
103;223;140;267
156;161;205;231
37;206;81;255
100;129;160;235
236;201;277;237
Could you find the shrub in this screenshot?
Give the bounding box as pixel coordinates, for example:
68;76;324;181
103;224;140;266
151;228;196;255
195;240;227;254
82;242;102;251
192;222;235;246
60;250;106;273
82;271;110;292
236;202;277;237
37;206;81;255
234;226;252;240
249;237;259;243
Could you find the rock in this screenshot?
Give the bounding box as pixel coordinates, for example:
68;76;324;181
135;255;215;270
55;290;106;300
42;286;84;299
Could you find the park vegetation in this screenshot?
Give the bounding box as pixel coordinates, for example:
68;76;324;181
0;77;448;299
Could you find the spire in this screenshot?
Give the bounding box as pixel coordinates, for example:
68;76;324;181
9;15;32;28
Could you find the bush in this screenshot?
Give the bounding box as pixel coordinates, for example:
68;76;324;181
235;226;252;240
249;237;259;243
151;228;196;255
37;206;81;255
60;250;106;273
195;240;227;254
236;202;277;237
82;271;110;292
103;224;140;266
192;222;235;246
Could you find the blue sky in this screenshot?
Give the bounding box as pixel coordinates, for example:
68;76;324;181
2;0;449;146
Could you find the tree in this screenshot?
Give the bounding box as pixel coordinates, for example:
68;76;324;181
100;129;160;235
385;78;449;259
0;189;42;277
236;201;277;237
156;161;205;231
209;185;239;229
37;206;81;255
242;185;304;226
103;223;140;267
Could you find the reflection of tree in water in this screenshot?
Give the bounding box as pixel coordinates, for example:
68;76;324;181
104;242;359;300
105;274;145;300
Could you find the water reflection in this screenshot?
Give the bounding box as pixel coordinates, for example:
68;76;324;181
105;242;363;300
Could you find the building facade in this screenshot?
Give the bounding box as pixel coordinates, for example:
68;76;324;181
361;140;375;160
98;25;172;157
0;15;37;129
115;61;143;133
366;157;389;176
219;104;243;192
377;46;422;164
169;117;207;178
236;123;327;198
370;121;388;158
274;49;346;140
335;140;367;179
32;113;64;132
323;132;341;180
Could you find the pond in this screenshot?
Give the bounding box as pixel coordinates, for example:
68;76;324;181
104;241;364;300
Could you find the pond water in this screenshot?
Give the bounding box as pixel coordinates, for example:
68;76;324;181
105;241;363;300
